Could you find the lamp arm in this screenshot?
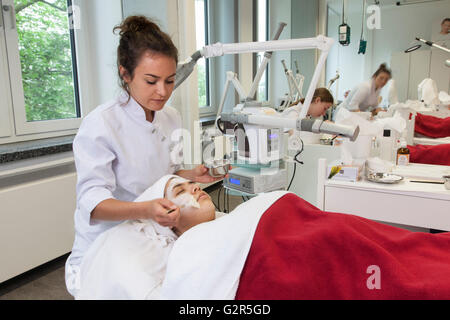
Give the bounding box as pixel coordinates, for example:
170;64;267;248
202;35;333;58
247;22;287;100
220;113;360;142
416;37;450;53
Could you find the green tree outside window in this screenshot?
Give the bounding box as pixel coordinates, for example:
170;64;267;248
14;0;77;122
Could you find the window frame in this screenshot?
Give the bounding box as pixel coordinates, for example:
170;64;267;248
255;0;269;102
198;0;215;117
0;4;13;139
1;0;81;138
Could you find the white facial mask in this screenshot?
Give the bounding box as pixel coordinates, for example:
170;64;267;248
167;177;201;209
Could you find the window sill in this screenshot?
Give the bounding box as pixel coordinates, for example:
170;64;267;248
0;136;74;164
200;115;216;127
0;151;75;180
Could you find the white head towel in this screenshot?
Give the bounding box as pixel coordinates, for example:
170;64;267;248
133;174;180;238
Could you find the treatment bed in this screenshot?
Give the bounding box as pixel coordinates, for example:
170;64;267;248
75;179;450;300
404;112;450;165
162;191;450;300
411;112;450;146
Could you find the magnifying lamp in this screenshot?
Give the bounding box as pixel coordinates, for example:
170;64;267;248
404;44;421;53
405;37;450;67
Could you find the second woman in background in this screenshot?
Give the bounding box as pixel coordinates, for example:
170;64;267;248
339;63;392;116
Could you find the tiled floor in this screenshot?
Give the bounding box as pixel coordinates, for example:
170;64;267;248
0;255;73;300
0;188;244;300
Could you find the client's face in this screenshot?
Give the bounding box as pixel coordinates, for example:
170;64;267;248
164;177;216;235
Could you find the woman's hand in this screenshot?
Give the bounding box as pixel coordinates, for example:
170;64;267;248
372;107;385;116
142;198;180;228
191;164;225;183
177;164;225;184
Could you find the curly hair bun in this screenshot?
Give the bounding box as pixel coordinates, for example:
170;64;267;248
114;15;161;36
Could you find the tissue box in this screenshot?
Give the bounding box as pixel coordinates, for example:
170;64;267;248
327;164;363;182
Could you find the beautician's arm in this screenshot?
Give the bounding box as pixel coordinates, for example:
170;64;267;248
91;198;180;227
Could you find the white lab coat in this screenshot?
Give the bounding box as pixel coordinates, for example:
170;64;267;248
340;78;382;112
65;92;183;296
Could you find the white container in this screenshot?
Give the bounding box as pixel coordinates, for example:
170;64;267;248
380;137;394;162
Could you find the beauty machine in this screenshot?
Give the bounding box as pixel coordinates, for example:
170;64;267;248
175;24;360;195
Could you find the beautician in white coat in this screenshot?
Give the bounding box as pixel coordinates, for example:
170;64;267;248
339;63;392;116
65;16;219;296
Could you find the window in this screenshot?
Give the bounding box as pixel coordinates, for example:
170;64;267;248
0;0;81;138
256;0;268;101
194;0;210;111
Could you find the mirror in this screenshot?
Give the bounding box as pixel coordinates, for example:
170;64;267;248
325;0;450;106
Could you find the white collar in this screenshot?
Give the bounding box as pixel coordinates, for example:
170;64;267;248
119;92;159;126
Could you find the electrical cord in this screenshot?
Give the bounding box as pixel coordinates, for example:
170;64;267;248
217;186;222;212
288;138;304;191
287;162;297;191
212;189;219;210
216;118;225;134
222;186;227;213
226;188;230;213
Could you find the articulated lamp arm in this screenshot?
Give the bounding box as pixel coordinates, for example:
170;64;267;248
175;34;359;141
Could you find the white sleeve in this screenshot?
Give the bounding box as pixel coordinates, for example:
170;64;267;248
347;84;370;111
73;114;116;221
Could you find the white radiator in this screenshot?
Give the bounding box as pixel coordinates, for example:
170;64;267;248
0;172;77;283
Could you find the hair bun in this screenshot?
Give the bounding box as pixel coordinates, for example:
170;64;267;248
114;15;160;36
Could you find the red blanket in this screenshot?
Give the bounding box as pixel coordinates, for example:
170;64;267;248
236;193;450;300
415;113;450;138
409;143;450;166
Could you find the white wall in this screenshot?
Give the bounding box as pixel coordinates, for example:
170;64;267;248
76;0;123;115
122;0;169;31
290;0;320;94
326;6;367;102
370;2;449;76
268;0;292;106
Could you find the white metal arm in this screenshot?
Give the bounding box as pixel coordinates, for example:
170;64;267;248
201;35;334;119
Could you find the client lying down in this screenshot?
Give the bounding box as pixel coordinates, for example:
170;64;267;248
77;174;450;300
75;174;226;299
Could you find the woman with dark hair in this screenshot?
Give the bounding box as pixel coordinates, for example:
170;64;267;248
339;63;392;115
290;87;335;118
64;16;220;297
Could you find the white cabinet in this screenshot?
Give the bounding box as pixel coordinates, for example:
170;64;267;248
0;159;76;283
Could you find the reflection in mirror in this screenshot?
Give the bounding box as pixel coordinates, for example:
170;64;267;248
326;0;449;108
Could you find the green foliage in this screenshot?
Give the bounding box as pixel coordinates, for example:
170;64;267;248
197;64;207;107
15;0;77;122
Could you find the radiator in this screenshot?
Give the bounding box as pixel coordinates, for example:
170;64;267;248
0;172;77;283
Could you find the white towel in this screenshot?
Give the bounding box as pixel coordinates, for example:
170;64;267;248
75;174;179;300
161;190;290;300
439;91;450;105
418;78;440;106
